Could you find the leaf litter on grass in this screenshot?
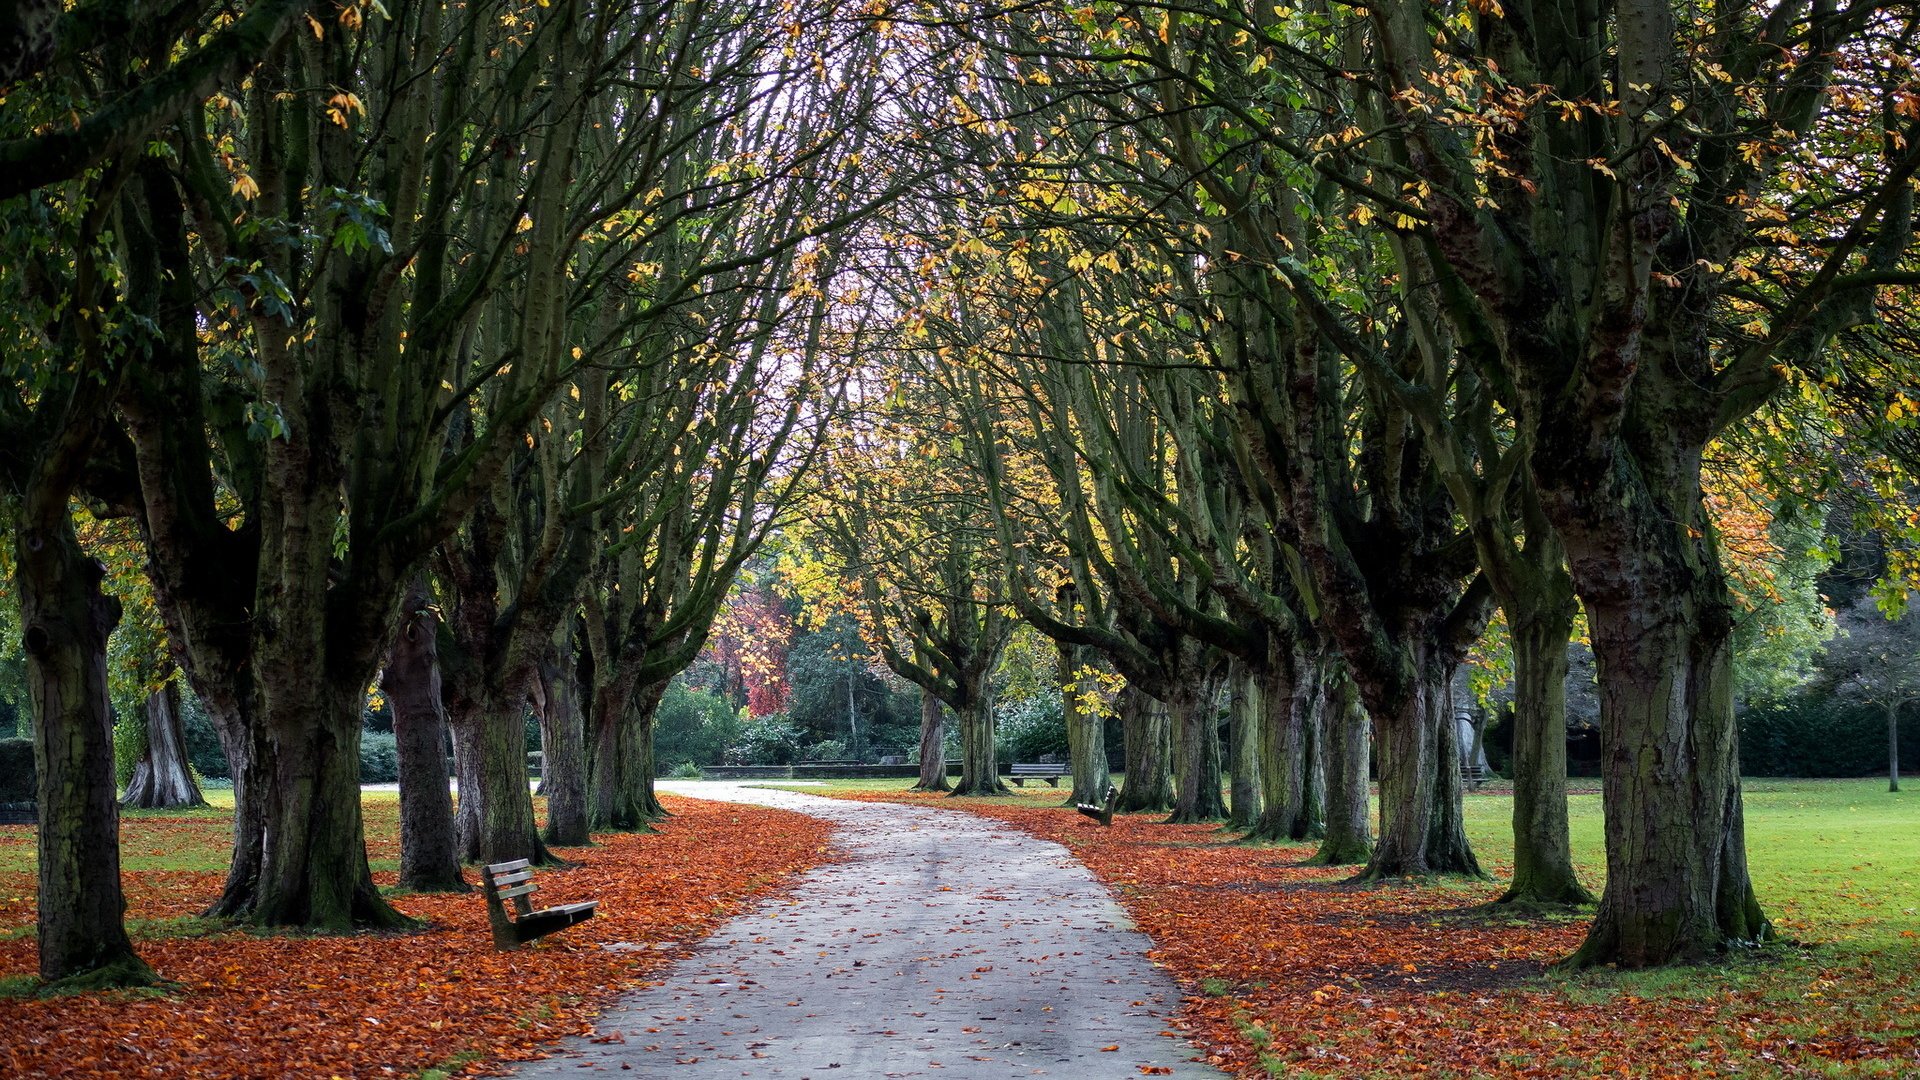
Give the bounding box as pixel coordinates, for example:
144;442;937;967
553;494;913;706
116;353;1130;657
0;794;832;1079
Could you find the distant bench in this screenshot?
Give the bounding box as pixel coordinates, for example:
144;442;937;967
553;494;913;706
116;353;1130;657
1007;762;1064;788
481;859;598;950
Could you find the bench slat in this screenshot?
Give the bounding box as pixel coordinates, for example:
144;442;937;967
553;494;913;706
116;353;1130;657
485;859;532;875
496;882;539;900
489;869;535;888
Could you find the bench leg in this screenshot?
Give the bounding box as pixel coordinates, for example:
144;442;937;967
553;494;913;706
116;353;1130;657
1045;777;1059;788
1008;778;1023;787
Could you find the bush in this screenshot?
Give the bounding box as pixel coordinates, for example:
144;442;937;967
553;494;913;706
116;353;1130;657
728;713;806;765
359;730;399;783
996;691;1067;762
113;706;146;788
654;683;742;769
667;761;704;779
0;737;33;803
180;693;230;779
1740;696;1917;777
802;739;848;761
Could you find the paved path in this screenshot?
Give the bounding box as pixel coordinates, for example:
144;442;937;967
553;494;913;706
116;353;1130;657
512;782;1223;1079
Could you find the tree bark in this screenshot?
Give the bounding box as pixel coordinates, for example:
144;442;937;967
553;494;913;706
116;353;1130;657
1312;672;1373;865
586;667;634;830
453;692;552;866
538;638;590;846
1115;686;1175;813
1359;652;1481;879
950;694;1006;796
1891;701;1902;794
624;681;670;822
381;587;466;892
1301;672;1326;840
1561;576;1768;967
1244;645;1312;843
19;515;154;985
121;679;205;810
914;690;950;792
1060;642;1108;804
1225;657;1262;830
247;681;409;929
1498;600;1593;906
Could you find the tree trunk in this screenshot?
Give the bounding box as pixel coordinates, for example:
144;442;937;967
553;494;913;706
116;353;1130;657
246;683;411;929
539;640;590;846
1360;649;1481;880
1424;673;1480;873
1224;658;1262;830
463;693;552;866
587;673;627;829
382;589;466;892
1498;601;1592;906
19;514;154;986
1312;673;1373;865
1244;647;1306;843
1167;677;1226;824
1891;701;1902;794
122;679;206;810
914;690;950;792
1562;579;1768;968
1301;673;1326;840
202;712;270;920
1060;642;1108;804
624;681;670;822
1116;686;1175;813
950;693;1006;796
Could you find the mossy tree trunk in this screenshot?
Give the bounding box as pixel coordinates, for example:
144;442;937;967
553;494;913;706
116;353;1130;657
122;679;205;810
952;695;1006;797
381;582;466;893
19;510;155;985
1498;592;1592;906
1116;688;1176;813
1312;672;1373;866
1224;658;1262;830
914;691;950;792
1167;676;1227;824
1060;641;1108;804
622;681;670;822
538;634;590;846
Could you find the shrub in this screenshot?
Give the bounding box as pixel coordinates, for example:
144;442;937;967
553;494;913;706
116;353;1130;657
180;693;231;779
667;761;704;779
728;713;806;765
0;737;33;803
655;683;743;768
996;691;1067;762
359;730;399;783
1739;696;1917;777
113;706;147;788
802;739;848;761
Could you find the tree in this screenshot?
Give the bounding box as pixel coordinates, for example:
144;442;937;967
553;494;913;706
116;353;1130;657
380;579;466;893
1824;602;1920;792
1351;0;1917;966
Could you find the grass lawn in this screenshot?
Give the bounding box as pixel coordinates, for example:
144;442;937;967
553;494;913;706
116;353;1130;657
764;774;1918;1078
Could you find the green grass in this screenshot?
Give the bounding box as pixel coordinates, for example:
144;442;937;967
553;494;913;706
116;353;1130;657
1458;777;1917;948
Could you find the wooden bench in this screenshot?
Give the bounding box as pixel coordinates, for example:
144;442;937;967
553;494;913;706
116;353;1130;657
1075;785;1119;826
480;859;598;950
1461;762;1489;788
1007;762;1064;787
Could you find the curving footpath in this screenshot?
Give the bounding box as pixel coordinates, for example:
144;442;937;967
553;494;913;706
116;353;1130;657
512;782;1225;1078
